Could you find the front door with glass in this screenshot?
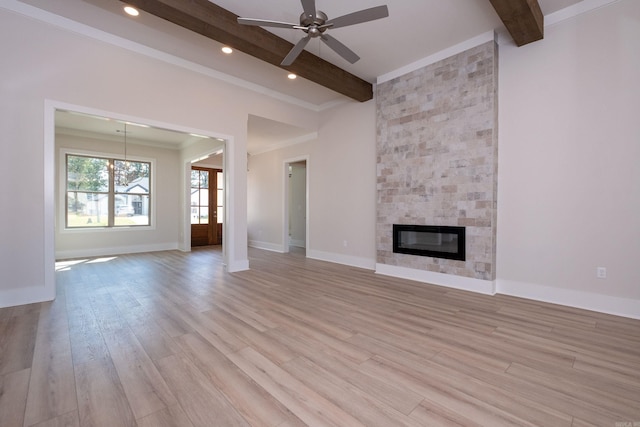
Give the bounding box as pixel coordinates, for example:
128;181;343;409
190;167;223;246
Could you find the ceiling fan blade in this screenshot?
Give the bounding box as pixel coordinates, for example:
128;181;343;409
281;36;311;66
320;34;360;64
237;17;299;29
324;5;389;29
300;0;316;19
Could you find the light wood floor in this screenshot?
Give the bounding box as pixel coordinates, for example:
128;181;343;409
1;247;639;427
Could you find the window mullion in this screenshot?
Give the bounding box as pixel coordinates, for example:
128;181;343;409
108;159;115;227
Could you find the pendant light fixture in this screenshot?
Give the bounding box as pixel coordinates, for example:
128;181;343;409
121;122;129;187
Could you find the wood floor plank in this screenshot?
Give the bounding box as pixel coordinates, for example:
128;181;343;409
88;293;178;420
266;326;424;416
573;354;640;389
346;331;440;366
408;401;476;427
494;324;640;366
64;284;137;427
155;353;250;427
201;305;295;364
432;349;631;427
227;347;367;427
525;352;640;399
364;354;572;427
282;356;425;427
74;359;137;427
119;304;182;361
0;309;39;375
569;417;604;427
425;319;576;369
23;299;77;427
162;301;248;355
136;404;194;427
30;411;80;427
506;362;640;420
205;293;278;331
176;332;303;426
0;368;30;427
135;296;196;338
394;306;498;335
260;310;370;364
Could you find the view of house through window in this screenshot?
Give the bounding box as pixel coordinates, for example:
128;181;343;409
66;154;151;228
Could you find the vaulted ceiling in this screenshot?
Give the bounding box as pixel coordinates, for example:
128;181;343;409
119;0;545;102
11;0;582;152
16;0;582;108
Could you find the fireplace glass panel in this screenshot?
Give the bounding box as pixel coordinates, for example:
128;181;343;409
398;230;458;253
393;225;465;261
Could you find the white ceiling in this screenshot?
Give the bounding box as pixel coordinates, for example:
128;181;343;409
18;0;583;151
55;110;224;150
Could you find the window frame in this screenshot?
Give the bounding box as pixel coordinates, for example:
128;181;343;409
60;148;156;233
190;167;211;225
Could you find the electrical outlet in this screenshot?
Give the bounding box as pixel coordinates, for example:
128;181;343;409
343;240;348;248
596;267;607;279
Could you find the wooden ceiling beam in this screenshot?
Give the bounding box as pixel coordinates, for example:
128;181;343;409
489;0;544;46
120;0;373;102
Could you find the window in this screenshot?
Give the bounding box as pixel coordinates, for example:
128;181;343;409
66;154;151;228
191;168;209;224
216;170;223;224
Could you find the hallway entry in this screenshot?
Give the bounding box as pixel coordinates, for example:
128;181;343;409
287;160;307;252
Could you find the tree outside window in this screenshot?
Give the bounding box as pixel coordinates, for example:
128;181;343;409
66;154;151;228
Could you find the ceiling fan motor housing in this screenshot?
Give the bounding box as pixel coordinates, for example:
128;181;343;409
300;11;328;37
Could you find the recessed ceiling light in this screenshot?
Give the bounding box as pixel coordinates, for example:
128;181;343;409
287;73;297;80
124;6;139;16
221;46;233;54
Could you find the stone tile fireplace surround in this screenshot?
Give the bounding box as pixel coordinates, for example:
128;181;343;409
376;40;498;289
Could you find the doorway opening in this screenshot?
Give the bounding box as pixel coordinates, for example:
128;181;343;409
283;157;308;254
51;103;228;279
190;165;223;247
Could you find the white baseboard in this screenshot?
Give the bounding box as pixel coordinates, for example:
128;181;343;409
496;279;640;320
55;242;178;260
248;240;285;253
375;263;496;295
372;263;640;319
307;249;376;270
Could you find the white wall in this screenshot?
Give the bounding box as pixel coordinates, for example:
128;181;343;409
0;4;319;307
248;142;312;252
311;100;377;267
496;0;640;317
248;100;377;269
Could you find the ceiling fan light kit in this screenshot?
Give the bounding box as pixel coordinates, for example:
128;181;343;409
238;1;389;66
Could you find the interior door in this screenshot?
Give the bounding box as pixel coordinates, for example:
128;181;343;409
191;167;222;246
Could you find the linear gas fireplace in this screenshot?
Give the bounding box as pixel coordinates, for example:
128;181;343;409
393;224;466;261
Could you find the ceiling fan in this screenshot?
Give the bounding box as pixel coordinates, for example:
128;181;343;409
237;0;389;66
